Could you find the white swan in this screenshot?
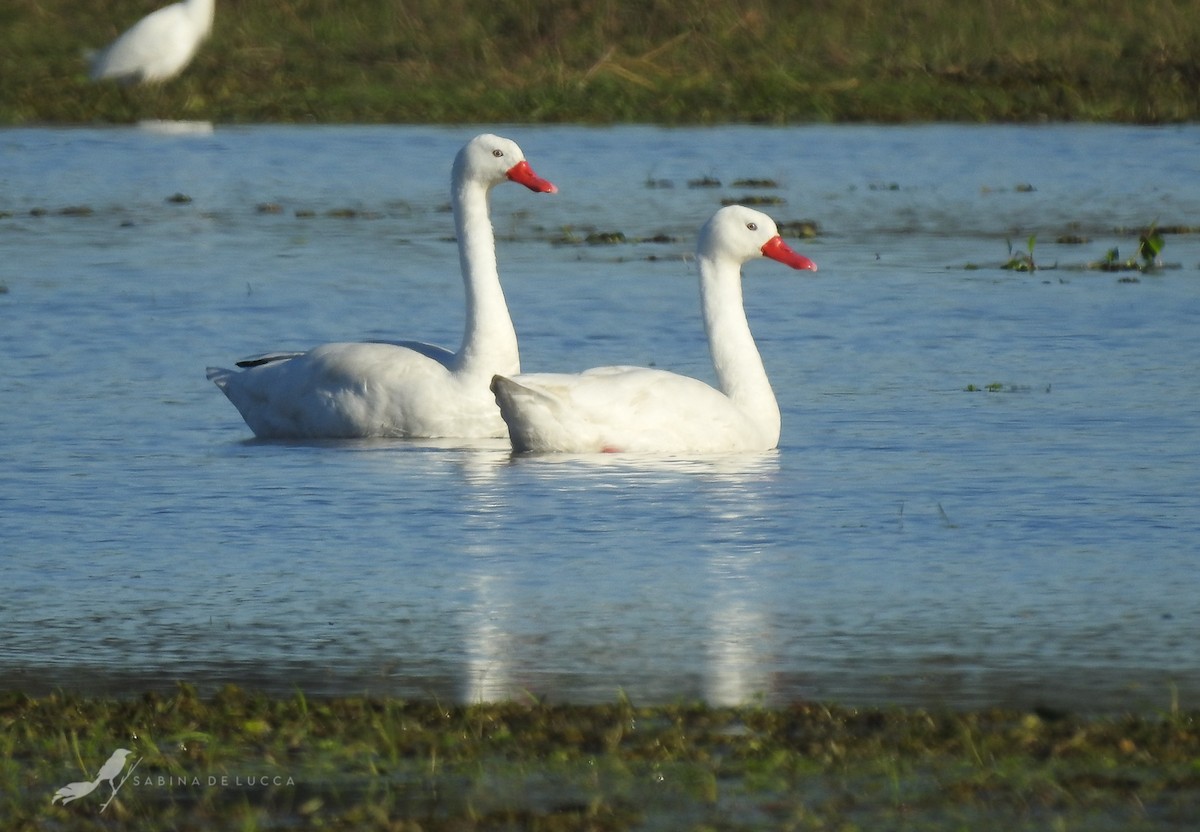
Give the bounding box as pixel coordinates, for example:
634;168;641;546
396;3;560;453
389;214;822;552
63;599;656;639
490;205;817;454
90;0;215;84
207;134;557;439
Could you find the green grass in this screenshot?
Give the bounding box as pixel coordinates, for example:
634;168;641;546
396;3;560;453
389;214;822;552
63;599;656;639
3;0;1200;124
4;684;1200;830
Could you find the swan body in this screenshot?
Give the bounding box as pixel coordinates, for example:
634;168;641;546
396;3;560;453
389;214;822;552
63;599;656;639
91;0;215;84
491;206;817;454
207;134;556;439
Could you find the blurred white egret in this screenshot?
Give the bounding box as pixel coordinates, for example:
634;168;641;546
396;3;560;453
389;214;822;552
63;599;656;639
90;0;215;84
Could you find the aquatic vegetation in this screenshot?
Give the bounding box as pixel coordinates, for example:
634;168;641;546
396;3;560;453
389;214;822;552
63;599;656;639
4;685;1199;830
778;219;821;239
1139;225;1166;266
1088;223;1171;272
585;230;627;244
969;224;1181;274
720;194;785;206
1001;235;1052;272
552;227;683;246
960;218;1195;273
963;382;1047;394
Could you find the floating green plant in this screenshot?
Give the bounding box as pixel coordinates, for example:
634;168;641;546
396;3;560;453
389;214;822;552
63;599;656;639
1001;235;1046;271
1088;222;1169;272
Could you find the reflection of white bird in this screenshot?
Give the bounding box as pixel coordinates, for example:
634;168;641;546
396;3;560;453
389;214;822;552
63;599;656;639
51;749;133;805
90;0;215;84
207;134;557;439
491;206;818;454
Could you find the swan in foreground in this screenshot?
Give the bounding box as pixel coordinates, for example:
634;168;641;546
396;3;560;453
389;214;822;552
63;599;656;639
490;205;817;454
207;134;557;439
90;0;215;84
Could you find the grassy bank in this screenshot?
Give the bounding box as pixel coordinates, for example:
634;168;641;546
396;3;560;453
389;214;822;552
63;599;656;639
4;685;1199;830
3;0;1200;124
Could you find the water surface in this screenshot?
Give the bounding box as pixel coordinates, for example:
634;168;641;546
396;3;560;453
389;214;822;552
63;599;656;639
2;124;1198;712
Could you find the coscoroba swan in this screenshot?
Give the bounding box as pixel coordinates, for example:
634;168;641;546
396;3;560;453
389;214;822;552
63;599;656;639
207;134;556;439
490;205;817;454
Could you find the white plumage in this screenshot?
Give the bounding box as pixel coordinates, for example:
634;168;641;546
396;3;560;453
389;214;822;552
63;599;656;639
207;134;557;440
91;0;215;84
491;206;817;454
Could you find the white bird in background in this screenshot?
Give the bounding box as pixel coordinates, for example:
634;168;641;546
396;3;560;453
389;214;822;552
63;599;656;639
90;0;215;84
490;205;818;454
51;748;134;805
207;134;558;439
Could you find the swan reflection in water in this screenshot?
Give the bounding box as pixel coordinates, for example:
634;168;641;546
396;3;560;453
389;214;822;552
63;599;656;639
449;449;784;704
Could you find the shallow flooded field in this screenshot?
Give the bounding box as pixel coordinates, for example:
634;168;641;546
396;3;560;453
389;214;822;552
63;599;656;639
2;123;1199;715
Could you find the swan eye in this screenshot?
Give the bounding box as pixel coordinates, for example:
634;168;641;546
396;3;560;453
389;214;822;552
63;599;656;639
746;222;758;231
492;149;504;158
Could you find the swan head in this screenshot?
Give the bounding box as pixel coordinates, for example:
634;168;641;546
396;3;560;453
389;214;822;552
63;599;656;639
455;134;558;194
701;205;817;272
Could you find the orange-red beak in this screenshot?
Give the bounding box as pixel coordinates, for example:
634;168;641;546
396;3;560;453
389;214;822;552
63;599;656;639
761;235;817;271
506;160;558;194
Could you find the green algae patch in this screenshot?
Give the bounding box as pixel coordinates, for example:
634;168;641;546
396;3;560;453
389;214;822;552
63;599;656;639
4;685;1199;830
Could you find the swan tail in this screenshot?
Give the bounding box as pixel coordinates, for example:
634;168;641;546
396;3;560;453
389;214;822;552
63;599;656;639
205;366;233;390
490;375;562;453
207;350;304;389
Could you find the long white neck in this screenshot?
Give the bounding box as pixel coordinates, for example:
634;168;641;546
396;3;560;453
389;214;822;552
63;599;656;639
451;177;519;378
187;0;216;37
698;253;781;446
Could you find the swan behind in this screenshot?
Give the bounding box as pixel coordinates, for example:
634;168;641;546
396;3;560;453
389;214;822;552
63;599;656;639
207;133;556;439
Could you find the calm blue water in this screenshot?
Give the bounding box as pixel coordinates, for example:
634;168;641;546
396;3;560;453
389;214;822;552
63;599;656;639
2;124;1198;712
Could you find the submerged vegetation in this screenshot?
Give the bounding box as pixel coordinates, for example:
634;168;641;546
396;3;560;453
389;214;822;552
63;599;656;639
4;685;1200;830
4;0;1200;124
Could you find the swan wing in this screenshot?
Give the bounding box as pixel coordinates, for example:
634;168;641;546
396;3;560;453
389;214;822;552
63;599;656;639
493;368;759;453
209;342;505;439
